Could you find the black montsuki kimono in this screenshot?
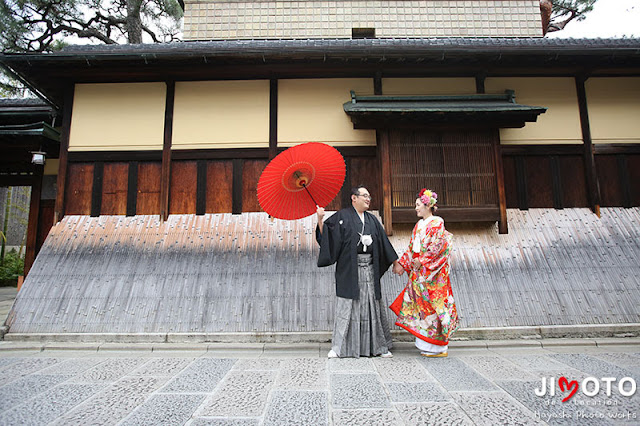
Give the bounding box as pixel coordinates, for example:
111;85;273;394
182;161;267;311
316;207;398;300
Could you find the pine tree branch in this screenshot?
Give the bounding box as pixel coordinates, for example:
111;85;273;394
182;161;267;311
141;24;160;43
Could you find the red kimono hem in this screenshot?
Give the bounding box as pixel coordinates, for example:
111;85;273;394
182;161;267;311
395;321;449;346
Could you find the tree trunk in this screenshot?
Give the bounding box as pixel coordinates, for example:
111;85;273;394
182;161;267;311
540;0;553;35
126;0;143;44
1;187;11;261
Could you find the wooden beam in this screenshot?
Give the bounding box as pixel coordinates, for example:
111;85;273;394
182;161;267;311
160;81;175;222
393;207;500;223
269;79;278;160
341;157;352;209
501;144;583;156
476;73;486;94
594;144;640;155
126;161;138;216
232;159;243;214
196;160;207;215
54;85;75;223
69;151;162;162
24;165;43;277
493;135;508;234
575;76;601;216
374;71;383;95
0;175;35;187
90;162;104;217
335;147;377;157
378;130;393;235
172;148;269;160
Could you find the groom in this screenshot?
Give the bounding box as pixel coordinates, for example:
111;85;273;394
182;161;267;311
316;185;400;358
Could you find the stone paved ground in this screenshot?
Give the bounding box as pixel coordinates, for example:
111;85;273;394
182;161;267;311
0;339;638;425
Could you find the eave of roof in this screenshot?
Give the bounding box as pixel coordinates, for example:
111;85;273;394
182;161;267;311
343;90;546;128
0;122;60;142
1;37;639;110
0;98;56;125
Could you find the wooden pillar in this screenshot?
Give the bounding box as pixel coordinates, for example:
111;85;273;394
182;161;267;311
374;71;383;96
378;130;393;235
575;75;601;217
160;81;175;222
24;166;43;276
493;132;508;234
374;72;390;230
476;73;486;94
196;160;207;215
232;159;243;214
90;162;104;217
341;157;352;209
54;85;75;223
269;79;278;160
126;161;138;216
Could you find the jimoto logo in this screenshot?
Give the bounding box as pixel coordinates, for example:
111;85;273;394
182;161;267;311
535;376;637;402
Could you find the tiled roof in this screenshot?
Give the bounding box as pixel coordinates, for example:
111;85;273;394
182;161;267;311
2;37;637;110
56;37;640;56
0;98;50;108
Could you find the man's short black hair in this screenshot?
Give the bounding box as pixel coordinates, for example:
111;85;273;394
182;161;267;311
351;185;367;197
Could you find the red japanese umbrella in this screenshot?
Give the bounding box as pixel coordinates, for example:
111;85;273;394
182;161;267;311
257;142;346;220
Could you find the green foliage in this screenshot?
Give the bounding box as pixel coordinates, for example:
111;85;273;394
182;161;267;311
0;249;23;286
552;0;597;24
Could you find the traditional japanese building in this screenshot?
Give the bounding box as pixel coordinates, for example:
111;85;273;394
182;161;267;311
1;0;638;341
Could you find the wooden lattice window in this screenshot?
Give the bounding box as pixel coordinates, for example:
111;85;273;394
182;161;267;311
389;129;498;208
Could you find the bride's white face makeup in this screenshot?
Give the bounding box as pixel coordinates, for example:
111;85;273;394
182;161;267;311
415;198;430;218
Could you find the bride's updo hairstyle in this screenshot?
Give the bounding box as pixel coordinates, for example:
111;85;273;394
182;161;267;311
417;188;438;214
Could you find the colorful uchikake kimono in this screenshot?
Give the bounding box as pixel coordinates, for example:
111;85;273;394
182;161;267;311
390;216;459;348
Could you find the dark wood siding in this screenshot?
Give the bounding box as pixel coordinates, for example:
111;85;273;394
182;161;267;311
101;162;129;215
36;199;55;252
242;159;267;212
65;163;94;215
629;155;640;206
596;155;623;207
350;156;381;211
525;156;554;208
169;161;197;214
502;147;589;210
137;162;162;215
206;161;233;213
59;144;638;218
503;156;518;209
560;156;587;207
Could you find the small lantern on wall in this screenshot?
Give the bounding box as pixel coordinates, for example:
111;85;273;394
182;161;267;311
31;151;46;165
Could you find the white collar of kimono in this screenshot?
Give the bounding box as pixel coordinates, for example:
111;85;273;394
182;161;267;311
413;217;436;253
353;207;372;252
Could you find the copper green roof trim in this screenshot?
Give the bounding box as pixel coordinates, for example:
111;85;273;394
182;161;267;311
0;122;60;142
344;90;547;128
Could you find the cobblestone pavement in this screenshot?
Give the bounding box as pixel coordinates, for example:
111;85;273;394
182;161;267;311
0;340;638;425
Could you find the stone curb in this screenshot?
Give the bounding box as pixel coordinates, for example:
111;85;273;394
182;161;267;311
0;323;640;347
4;323;639;344
1;337;638;353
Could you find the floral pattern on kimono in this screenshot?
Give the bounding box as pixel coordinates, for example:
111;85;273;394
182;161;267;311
390;216;459;346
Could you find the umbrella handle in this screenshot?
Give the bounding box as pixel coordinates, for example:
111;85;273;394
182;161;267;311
302;183;319;206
